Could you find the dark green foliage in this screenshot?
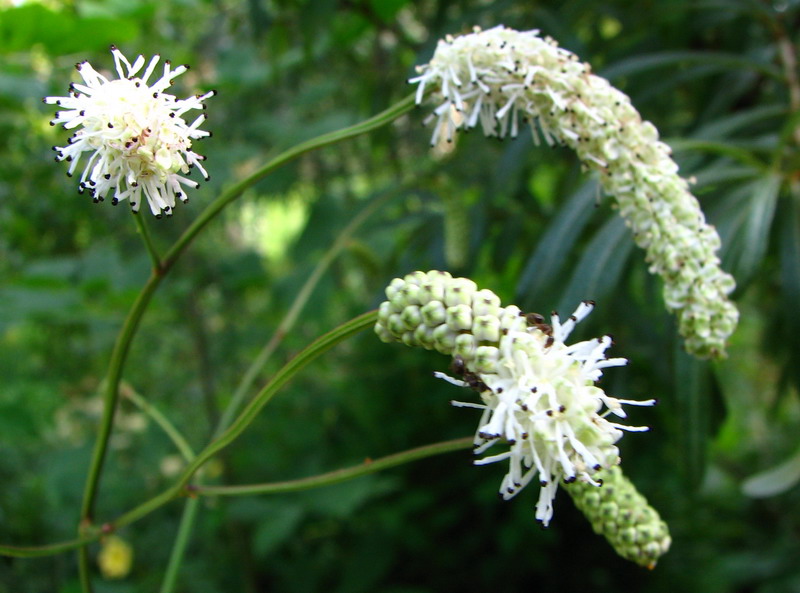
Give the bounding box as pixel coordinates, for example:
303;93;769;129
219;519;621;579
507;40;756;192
2;0;800;591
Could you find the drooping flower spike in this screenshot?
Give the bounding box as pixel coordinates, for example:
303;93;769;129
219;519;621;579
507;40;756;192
409;26;738;359
44;46;216;217
375;271;657;529
566;465;671;569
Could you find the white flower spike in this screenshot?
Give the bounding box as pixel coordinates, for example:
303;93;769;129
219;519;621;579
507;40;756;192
44;46;216;218
410;25;739;359
443;304;655;527
376;271;656;527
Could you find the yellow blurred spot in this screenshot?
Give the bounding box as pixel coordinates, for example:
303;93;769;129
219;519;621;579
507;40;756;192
237;186;311;266
599;16;622;40
98;535;133;580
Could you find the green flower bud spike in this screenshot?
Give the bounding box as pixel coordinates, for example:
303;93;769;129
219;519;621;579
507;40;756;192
376;270;657;528
566;465;671;568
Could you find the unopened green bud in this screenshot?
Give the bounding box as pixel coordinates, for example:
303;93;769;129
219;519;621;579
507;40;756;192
565;465;671;568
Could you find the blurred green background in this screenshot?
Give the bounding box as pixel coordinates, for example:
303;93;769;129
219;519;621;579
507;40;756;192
2;0;800;591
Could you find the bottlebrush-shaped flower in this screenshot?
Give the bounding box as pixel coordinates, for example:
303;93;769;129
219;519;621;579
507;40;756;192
409;26;738;359
376;270;655;527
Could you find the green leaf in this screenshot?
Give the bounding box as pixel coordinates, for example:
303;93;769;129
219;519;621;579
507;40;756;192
692;164;759;188
515;180;598;310
779;194;800;390
557;213;634;314
692;105;786;140
369;0;408;22
668;138;767;169
675;348;710;489
0;4;138;55
252;503;305;557
714;174;781;285
599;50;781;81
742;446;800;498
738;174;781;277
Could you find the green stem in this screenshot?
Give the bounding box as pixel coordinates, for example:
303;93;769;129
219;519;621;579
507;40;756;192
79;271;162;593
159;497;201;593
0;436;471;559
214;191;394;438
1;534;101;558
121;385;200;593
196;437;473;497
74;94;417;587
122;383;195;461
133;213;162;270
122;386;198;593
160;93;417;271
111;311;378;530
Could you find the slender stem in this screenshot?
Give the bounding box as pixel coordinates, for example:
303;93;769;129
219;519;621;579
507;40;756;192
133;213;162;270
78;270;162;593
159;497;201;593
74;94;417;586
79;547;91;592
214;191;395;437
0;535;101;558
160;93;418;271
110;312;378;530
197;438;473;497
122;386;198;593
121;382;195;461
78;272;161;516
0;436;471;559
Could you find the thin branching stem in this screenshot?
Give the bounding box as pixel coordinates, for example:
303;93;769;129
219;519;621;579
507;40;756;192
74;93;418;592
195;437;473;497
133;213;162;270
214;189;396;438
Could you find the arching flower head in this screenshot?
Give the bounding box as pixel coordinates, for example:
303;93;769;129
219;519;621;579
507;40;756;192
409;26;739;359
375;271;655;527
44;46;215;217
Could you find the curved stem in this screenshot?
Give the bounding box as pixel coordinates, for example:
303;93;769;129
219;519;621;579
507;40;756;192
0;535;101;558
0;436;471;558
196;437;473;497
122;386;198;593
160;92;417;271
111;311;378;530
74;94;417;587
122;382;195;462
133;213;162;270
79;270;162;593
214;191;395;438
159;497;201;593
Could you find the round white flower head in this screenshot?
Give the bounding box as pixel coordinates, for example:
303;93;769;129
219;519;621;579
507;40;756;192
410;25;739;359
44;46;215;217
438;301;655;527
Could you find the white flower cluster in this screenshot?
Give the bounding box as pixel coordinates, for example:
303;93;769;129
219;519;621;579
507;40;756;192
440;303;654;526
410;26;738;358
44;46;215;217
376;270;655;526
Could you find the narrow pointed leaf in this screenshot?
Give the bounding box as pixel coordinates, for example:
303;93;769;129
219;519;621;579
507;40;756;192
557;214;633;313
516;181;598;309
742;447;800;498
